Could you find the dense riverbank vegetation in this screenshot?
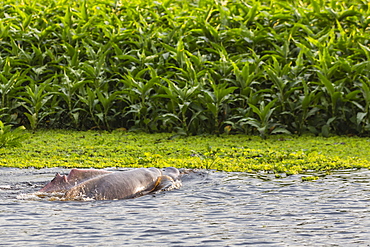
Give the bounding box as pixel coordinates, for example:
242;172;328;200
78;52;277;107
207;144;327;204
0;0;369;137
0;131;369;176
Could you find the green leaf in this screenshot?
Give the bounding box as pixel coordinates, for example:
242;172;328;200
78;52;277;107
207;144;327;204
24;112;37;130
271;127;291;135
317;72;335;96
357;112;367;125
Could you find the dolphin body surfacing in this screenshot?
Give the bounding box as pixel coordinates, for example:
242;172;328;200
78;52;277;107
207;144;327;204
39;167;182;200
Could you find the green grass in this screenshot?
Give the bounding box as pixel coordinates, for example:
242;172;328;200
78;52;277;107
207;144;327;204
0;0;370;137
0;130;369;175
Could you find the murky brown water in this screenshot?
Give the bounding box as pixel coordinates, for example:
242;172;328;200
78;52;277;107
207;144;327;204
1;167;370;246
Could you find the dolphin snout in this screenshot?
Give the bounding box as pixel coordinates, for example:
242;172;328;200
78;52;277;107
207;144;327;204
161;167;180;180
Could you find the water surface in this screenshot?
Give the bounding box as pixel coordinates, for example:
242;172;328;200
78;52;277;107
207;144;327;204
1;167;370;246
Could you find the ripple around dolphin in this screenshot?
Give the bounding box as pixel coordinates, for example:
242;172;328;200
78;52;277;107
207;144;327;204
1;167;370;246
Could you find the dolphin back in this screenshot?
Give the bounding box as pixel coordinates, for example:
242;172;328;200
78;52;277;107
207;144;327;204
64;168;179;200
39;167;182;201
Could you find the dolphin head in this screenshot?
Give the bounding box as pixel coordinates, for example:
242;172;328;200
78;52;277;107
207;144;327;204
161;167;180;180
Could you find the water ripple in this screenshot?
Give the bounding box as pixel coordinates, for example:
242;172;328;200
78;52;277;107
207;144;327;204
1;168;370;246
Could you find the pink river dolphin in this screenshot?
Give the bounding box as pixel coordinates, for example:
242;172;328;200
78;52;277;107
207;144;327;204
39;167;182;200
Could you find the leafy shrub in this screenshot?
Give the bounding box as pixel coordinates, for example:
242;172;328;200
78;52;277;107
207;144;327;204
0;121;29;148
0;0;369;137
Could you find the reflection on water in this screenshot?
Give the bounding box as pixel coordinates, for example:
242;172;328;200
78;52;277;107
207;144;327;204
1;167;370;246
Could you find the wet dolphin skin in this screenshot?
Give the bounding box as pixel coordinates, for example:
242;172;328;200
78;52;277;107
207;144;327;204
39;167;182;200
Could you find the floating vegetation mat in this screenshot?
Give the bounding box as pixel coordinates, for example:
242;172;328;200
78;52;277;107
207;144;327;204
0;130;369;176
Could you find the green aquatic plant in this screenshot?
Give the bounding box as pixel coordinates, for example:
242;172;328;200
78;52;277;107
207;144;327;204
0;131;369;177
301;176;320;181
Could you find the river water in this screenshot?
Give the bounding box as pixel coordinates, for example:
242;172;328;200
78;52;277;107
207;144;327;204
0;167;369;246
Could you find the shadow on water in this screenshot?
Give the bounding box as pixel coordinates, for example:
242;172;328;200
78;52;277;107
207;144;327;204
1;167;370;246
